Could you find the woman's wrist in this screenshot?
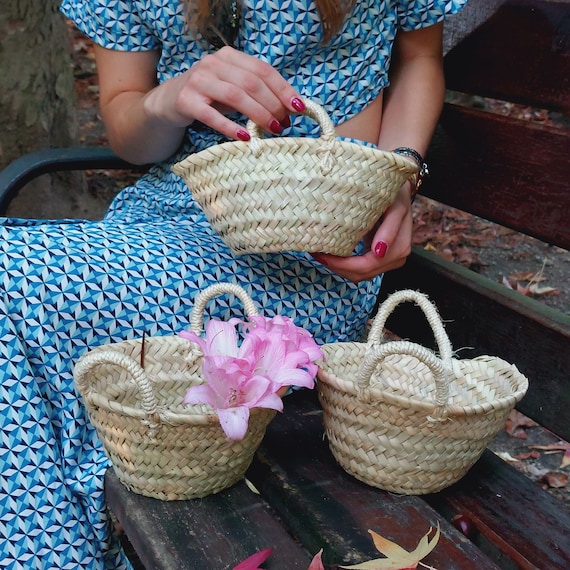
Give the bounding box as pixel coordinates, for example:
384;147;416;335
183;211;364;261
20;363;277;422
393;147;429;203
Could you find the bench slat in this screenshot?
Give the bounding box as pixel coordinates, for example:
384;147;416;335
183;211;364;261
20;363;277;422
381;247;570;441
444;0;570;112
247;392;501;570
105;473;311;569
425;450;570;569
423;103;570;250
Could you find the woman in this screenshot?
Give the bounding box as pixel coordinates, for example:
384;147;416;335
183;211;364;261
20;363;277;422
0;0;466;568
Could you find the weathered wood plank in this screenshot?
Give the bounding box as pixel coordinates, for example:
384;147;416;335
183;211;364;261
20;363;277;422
423;104;570;250
443;0;570;112
380;247;570;441
425;450;570;569
247;391;501;570
105;472;311;570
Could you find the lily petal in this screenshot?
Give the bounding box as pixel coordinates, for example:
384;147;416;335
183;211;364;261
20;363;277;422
218;406;250;440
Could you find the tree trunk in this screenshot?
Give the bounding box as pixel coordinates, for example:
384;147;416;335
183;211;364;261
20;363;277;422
0;0;104;218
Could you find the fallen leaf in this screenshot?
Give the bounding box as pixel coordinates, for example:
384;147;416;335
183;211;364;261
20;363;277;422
494;451;519;463
308;549;325;570
502;276;514;290
340;525;440;569
244;478;260;494
529;443;570;469
505;410;537;438
233;547;273;570
514;450;541;460
539;471;569;489
528;283;558;296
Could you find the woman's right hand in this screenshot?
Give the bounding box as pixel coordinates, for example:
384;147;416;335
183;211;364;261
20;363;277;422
95;45;303;164
145;46;304;140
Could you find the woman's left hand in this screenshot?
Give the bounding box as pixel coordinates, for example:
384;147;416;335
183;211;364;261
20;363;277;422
311;183;414;283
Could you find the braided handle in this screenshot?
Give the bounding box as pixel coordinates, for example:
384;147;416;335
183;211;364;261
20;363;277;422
246;97;336;174
189;282;259;333
356;340;450;411
74;349;160;425
368;290;453;365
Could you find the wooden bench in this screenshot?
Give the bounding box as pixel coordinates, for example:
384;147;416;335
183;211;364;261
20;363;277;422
1;1;568;568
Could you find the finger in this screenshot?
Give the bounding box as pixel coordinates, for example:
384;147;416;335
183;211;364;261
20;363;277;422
215;48;301;114
195;49;301;132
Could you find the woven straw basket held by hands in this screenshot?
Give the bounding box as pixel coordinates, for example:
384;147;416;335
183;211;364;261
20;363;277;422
317;290;529;495
73;283;276;501
172;98;418;256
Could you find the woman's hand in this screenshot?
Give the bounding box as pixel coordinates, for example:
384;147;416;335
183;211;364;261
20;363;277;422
95;45;303;163
311;183;414;283
145;46;303;139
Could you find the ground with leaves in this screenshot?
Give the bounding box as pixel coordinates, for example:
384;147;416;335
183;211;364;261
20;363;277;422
67;24;568;517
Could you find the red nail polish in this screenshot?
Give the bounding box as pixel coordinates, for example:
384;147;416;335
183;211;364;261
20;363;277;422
374;241;388;257
291;97;306;112
269;119;283;134
280;115;291;129
236;129;250;141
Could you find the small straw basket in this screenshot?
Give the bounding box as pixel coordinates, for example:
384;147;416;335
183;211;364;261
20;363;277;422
317;289;529;495
172;98;418;256
73;282;276;501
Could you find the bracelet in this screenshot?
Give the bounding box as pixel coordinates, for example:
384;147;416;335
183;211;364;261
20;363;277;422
393;147;429;203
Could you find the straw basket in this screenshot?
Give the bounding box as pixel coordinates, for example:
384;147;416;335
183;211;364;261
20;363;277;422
172;98;418;256
317;290;529;495
73;282;276;501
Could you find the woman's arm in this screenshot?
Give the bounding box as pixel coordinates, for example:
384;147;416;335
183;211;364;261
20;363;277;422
312;23;446;282
94;45;303;165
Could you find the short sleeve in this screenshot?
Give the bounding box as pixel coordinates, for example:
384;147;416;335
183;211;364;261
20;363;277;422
396;0;468;30
60;0;160;51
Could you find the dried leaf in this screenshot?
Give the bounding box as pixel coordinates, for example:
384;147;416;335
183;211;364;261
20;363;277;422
540;471;569;489
529;443;570;469
308;549;325;570
340;525;440;569
515;450;541;460
502;276;514;290
244;478;260;495
529;443;570;452
528;283;558;296
505;410;537;438
495;451;519;463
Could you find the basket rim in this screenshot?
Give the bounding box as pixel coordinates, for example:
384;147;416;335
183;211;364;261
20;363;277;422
172;135;419;174
317;346;528;417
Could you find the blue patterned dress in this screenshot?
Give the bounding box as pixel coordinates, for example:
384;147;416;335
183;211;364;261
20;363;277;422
0;1;466;568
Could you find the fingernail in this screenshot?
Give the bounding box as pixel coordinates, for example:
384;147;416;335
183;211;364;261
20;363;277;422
291;97;306;112
269;119;283;134
280;115;291;129
236;129;250;141
374;241;388;258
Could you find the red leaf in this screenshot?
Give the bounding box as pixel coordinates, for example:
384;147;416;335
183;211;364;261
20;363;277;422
308;549;325;570
233;547;274;570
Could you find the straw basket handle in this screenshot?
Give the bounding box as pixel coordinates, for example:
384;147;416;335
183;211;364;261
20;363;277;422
246;97;336;174
74;349;161;427
189;282;259;333
367;289;453;364
357;290;455;412
356;340;450;411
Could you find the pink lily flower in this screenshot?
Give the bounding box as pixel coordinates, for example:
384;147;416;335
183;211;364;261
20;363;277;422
184;355;283;440
180;317;242;358
240;329;317;390
180;314;323;440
